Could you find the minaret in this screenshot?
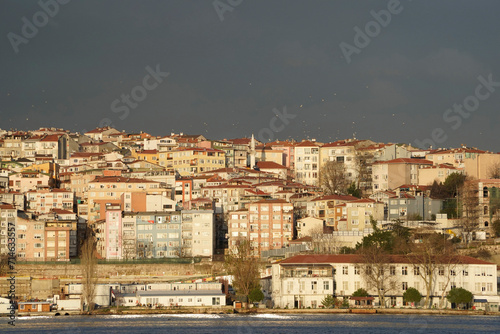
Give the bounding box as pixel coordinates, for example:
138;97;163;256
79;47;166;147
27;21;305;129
250;134;256;168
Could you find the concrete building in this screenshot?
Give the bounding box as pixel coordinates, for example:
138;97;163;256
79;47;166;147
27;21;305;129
294;141;321;186
271;254;498;309
372;158;433;192
228;199;294;255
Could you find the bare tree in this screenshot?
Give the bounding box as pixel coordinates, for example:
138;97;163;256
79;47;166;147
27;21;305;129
456;179;479;247
405;233;458;309
354;151;374;195
307;226;338;254
0;254;8;276
357;246;399;308
319;161;348;195
224;239;261;304
488;161;500;179
80;235;98;313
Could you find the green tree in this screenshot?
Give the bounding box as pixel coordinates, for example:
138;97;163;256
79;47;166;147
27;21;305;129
443;173;467;198
339;246;356;254
403;287;422;306
321;295;336;308
248;288;264;303
352;288;369;297
347;182;362;198
446;288;473;309
356;218;394;252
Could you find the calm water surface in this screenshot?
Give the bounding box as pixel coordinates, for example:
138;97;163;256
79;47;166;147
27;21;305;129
2;313;500;333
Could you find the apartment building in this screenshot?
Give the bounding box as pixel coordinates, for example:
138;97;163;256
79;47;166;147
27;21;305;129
25;188;74;214
371;158;433;192
0;204;16;255
307;194;359;227
271;254;498;309
228;199;294;255
387;194;444;221
425;148;500;179
337;199;384;231
294;141;321;186
87;176;165;222
418;163;463;185
170;148;225;176
9;170;51;192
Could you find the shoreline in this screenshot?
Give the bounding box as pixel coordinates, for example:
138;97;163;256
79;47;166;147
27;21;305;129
5;307;499;317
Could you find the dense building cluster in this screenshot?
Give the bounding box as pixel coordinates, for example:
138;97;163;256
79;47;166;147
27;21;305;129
0;126;499;263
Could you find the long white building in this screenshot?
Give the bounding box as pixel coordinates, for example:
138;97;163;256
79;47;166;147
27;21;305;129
271;254;498;309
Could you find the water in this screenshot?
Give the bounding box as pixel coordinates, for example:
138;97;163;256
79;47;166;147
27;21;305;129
2;313;499;333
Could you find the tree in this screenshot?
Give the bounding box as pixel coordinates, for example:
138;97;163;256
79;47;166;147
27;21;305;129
403;287;422;306
319;161;348;195
492;219;500;237
248;288;264;303
356;218;395;253
405;233;459;309
347;182;362;198
0;254;8;276
352;288;369;297
80;235;98;313
224;240;261;304
456;179;479;247
357;245;399;308
308;226;338;254
430;180;448;200
487;162;500;179
354;150;374;196
321;295;336;308
443;173;467;198
446;288;473;309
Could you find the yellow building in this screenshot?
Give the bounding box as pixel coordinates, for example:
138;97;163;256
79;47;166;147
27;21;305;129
130;149;160;164
171;148;225;176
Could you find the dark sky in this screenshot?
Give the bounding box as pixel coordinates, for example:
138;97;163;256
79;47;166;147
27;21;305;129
1;0;499;151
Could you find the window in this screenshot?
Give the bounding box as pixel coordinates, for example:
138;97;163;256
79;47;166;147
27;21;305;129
311;281;317;290
413;267;420;276
402;266;408;275
342;266;348;275
343;281;348;291
402;282;408;291
438;267;444;276
354;266;360;275
323;281;329;290
390;266;396;276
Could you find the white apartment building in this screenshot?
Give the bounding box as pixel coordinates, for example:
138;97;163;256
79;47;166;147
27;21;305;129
294;141;321;186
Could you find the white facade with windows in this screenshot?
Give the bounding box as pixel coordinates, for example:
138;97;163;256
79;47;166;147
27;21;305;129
271;254;498;309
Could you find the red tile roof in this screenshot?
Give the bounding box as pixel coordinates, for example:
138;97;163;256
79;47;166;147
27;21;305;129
294;140;321;147
256;161;287;169
373;158;433;165
311;194;359;202
280;254;495;265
